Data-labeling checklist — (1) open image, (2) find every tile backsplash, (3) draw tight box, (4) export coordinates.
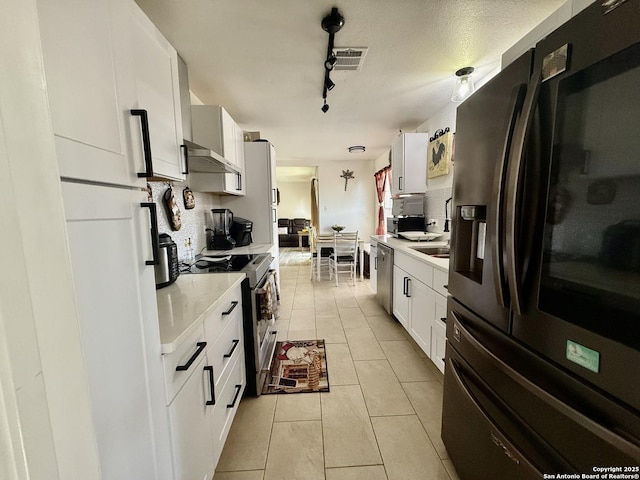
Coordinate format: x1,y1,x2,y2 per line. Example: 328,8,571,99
425,187,453,239
149,181,220,261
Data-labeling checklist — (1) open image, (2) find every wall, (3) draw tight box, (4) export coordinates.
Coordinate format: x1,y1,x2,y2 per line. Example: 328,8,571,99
318,158,376,237
277,181,311,219
149,181,221,261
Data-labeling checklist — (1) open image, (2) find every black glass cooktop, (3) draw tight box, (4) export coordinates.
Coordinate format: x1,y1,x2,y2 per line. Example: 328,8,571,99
185,254,259,273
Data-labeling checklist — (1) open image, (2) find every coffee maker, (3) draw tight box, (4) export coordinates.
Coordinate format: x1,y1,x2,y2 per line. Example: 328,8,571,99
208,209,236,250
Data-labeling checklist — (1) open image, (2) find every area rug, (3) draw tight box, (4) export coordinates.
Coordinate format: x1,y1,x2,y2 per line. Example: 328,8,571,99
262,339,329,394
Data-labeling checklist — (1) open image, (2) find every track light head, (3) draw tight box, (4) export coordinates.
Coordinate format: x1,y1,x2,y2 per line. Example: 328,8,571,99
325,77,335,91
325,54,337,71
321,100,329,113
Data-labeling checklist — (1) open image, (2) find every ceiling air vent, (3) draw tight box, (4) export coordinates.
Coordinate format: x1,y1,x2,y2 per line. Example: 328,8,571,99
333,47,368,71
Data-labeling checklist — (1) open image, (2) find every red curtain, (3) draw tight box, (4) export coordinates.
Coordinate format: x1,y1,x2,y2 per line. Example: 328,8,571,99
374,165,391,235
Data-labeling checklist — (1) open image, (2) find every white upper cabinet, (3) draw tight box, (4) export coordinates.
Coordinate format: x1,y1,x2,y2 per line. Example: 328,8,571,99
129,1,185,182
37,0,185,186
37,0,139,187
391,133,429,195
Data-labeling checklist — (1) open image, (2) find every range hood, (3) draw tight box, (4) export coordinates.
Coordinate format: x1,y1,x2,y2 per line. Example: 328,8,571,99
183,140,240,174
178,55,238,175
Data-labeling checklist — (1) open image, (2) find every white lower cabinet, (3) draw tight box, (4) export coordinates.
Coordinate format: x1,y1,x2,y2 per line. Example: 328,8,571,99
164,284,246,480
392,249,448,373
431,294,448,373
408,277,435,355
168,352,215,480
392,266,410,329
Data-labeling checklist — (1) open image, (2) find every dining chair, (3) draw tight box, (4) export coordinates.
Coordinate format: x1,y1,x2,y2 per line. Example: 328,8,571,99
329,231,358,286
309,226,332,281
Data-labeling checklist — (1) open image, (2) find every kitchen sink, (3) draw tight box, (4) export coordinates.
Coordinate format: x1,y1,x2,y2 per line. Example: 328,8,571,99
410,246,450,258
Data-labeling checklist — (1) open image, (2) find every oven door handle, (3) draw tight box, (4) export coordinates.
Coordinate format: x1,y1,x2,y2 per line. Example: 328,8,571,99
261,331,279,373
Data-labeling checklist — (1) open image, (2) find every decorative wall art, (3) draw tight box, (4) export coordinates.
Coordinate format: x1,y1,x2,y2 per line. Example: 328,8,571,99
162,184,182,231
340,169,355,191
182,186,195,209
428,128,453,179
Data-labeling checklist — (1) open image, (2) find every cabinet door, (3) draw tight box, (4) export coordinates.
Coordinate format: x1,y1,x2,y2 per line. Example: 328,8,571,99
403,133,428,194
129,2,184,181
36,0,142,187
430,328,446,374
62,182,171,480
393,266,410,328
168,354,215,480
408,277,435,355
220,107,237,164
370,248,378,293
390,136,405,195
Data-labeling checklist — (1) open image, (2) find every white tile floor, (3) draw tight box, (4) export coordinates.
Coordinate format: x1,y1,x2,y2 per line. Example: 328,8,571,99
213,250,461,480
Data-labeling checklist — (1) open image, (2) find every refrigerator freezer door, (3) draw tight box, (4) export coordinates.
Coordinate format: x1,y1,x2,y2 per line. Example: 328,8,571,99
443,297,640,477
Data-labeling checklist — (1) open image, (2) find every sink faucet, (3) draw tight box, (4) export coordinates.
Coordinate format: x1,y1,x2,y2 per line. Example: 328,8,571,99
444,196,452,233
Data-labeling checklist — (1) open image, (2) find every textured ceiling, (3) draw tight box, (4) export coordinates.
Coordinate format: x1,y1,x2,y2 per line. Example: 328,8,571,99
135,0,566,165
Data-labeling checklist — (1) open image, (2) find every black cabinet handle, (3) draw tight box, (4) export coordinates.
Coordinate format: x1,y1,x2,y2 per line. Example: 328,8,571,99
403,277,408,296
236,173,242,191
175,342,207,371
223,339,239,358
444,284,448,290
204,366,216,406
180,144,189,175
222,301,238,316
406,278,411,297
131,109,154,177
226,384,242,409
440,317,447,324
374,257,377,270
398,176,403,191
140,202,159,266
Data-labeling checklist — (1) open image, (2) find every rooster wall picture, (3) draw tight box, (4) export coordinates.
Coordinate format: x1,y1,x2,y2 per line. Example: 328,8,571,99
428,128,453,179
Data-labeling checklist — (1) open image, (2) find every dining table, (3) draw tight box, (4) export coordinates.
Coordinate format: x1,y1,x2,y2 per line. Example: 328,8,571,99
314,235,365,282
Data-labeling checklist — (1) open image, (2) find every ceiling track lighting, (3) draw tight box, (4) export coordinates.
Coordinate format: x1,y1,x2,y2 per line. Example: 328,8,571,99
320,7,344,112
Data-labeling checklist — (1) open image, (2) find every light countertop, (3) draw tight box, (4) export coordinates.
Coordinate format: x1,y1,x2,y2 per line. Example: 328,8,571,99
156,272,245,353
370,235,450,272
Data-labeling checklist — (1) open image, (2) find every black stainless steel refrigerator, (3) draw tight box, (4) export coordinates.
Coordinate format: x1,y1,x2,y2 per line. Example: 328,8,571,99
442,2,640,478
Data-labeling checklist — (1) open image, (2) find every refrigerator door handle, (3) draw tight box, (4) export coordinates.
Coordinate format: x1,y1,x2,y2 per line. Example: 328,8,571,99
447,356,545,477
452,313,640,460
493,83,527,308
504,71,541,315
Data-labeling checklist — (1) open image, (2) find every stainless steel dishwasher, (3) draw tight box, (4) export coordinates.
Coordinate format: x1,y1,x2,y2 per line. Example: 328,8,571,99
376,243,393,314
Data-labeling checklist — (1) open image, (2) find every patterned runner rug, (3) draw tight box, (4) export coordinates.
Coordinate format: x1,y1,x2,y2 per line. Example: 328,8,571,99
261,339,329,394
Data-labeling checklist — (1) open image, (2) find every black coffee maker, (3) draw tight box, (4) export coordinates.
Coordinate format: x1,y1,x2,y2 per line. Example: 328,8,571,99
208,209,236,250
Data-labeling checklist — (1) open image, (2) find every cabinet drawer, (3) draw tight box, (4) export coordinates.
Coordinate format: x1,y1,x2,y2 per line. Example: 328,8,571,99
208,309,243,391
432,268,449,297
211,351,246,468
395,250,433,287
203,284,242,346
163,324,206,404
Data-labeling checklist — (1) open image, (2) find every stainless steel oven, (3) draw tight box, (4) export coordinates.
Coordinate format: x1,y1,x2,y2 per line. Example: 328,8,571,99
184,253,277,396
